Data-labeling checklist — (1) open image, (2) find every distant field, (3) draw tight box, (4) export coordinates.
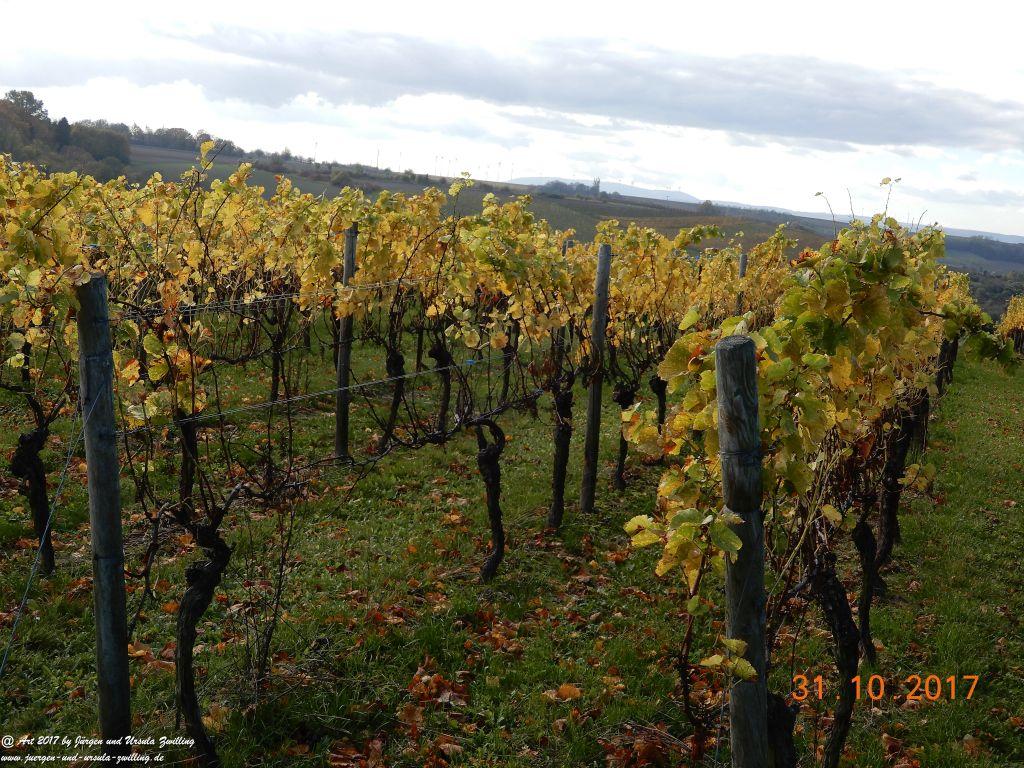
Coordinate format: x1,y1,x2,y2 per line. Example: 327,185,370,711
943,249,1024,274
128,145,344,198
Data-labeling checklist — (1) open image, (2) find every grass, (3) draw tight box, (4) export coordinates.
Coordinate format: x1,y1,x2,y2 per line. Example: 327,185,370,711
837,357,1024,767
0,348,1021,766
0,333,698,766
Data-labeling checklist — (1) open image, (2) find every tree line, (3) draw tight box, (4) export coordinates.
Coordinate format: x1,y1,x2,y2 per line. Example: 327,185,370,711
966,268,1024,318
0,90,131,180
0,90,447,192
0,90,246,180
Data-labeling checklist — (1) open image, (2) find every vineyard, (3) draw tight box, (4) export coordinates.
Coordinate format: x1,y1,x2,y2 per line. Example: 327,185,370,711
0,148,1021,767
998,296,1024,354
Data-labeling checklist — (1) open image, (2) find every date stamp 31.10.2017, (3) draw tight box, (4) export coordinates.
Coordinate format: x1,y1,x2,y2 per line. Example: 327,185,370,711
791,673,980,703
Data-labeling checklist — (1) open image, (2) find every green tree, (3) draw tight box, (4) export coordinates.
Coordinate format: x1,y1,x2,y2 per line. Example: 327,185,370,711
70,123,130,164
3,90,48,121
54,117,71,148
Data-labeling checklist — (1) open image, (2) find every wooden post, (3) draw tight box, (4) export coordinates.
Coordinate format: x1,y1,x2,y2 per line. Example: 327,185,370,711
736,251,748,315
76,274,131,756
335,223,358,459
580,243,612,515
715,335,768,767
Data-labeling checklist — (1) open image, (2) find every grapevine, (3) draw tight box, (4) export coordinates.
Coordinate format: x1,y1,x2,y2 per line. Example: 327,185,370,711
1,151,1013,766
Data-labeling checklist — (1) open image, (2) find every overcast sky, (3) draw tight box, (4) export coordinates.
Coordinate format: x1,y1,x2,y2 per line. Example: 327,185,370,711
3,0,1023,234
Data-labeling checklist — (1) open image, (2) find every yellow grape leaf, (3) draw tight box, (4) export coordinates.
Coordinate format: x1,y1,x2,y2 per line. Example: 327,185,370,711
625,515,662,548
148,358,169,383
821,504,842,525
721,637,747,655
119,358,141,388
828,352,853,389
624,515,654,535
138,203,157,227
729,657,758,681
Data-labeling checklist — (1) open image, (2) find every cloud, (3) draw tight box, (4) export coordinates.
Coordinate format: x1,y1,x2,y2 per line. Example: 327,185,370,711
493,108,625,137
16,28,1023,154
904,185,1024,207
8,30,1024,153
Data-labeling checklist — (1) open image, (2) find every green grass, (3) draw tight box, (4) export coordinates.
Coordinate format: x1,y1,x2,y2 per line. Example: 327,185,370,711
836,358,1024,767
0,353,1021,766
0,339,697,766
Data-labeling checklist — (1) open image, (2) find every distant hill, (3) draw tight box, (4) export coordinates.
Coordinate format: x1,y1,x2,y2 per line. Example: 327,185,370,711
714,200,1024,245
510,176,1024,276
512,177,701,204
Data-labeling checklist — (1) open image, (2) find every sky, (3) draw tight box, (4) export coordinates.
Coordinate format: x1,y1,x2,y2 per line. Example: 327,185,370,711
3,0,1024,235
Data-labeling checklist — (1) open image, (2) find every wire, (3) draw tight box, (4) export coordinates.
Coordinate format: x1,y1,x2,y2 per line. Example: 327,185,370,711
115,277,438,322
114,351,503,435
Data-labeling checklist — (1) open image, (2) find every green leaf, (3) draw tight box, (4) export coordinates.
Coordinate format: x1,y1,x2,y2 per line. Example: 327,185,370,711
764,358,793,381
148,358,169,383
709,521,742,555
142,333,163,356
801,352,829,370
669,508,702,526
678,308,700,332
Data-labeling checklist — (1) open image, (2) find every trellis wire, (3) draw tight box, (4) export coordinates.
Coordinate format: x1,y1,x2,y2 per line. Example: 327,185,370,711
114,277,438,322
114,351,506,436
